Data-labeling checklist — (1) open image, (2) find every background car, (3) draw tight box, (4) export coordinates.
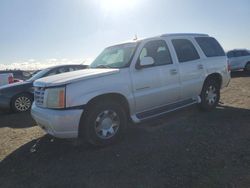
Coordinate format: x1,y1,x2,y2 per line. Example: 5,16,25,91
0,70,31,80
227,49,250,72
0,64,87,112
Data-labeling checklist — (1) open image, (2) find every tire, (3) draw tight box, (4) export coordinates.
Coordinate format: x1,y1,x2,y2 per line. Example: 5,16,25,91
244,62,250,73
199,79,220,111
80,100,127,146
11,93,33,113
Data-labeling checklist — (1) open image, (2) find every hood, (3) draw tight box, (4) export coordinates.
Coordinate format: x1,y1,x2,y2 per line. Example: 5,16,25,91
34,68,119,87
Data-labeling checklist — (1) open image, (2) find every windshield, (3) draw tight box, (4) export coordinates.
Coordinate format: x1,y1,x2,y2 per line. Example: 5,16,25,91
27,69,49,81
90,43,137,68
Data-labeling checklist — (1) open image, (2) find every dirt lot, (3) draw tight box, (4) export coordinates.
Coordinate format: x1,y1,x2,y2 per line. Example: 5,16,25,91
0,71,250,188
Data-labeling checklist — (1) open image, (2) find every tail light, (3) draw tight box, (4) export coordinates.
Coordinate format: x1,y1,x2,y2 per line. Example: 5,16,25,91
8,75,14,84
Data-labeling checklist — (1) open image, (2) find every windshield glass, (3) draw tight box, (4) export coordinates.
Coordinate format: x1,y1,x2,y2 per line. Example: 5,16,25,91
27,69,49,81
90,43,137,68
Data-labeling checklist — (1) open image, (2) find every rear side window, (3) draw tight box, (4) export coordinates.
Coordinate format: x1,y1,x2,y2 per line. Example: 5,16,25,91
227,51,234,58
172,39,200,63
241,50,250,56
234,51,243,57
195,37,225,57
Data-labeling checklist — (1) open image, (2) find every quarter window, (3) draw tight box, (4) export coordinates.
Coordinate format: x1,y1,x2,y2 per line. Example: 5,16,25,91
227,51,234,58
172,39,200,63
139,40,173,66
234,51,243,57
195,37,225,57
241,50,249,56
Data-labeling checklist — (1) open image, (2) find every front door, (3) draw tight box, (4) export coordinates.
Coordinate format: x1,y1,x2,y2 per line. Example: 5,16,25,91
130,39,181,113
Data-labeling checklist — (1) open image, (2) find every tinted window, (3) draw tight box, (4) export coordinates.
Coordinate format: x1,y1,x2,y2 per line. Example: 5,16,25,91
241,50,249,56
46,69,58,76
139,40,172,66
58,67,69,73
234,51,243,57
227,51,234,58
172,39,200,63
195,37,225,57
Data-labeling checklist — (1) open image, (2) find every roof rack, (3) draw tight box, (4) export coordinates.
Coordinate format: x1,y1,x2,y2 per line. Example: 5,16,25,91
161,33,209,37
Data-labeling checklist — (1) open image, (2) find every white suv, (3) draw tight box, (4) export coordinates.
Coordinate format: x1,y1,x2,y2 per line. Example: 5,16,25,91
31,33,230,146
227,49,250,72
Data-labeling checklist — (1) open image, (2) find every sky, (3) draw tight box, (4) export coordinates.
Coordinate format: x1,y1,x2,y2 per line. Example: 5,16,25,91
0,0,250,70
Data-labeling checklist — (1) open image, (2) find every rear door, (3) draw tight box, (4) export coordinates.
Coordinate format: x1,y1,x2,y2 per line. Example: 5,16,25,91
130,39,181,113
230,51,244,69
170,38,205,99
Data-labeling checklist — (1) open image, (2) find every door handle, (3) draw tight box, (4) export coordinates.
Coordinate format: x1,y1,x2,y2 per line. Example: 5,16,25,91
170,69,178,75
198,64,204,70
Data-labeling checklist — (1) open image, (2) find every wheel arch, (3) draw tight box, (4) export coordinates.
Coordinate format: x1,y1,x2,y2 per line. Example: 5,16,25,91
203,73,223,89
85,93,130,115
78,92,130,138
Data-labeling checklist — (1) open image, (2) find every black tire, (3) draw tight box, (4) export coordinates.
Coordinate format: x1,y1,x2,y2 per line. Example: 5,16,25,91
11,93,33,113
199,79,220,111
79,100,127,146
244,62,250,73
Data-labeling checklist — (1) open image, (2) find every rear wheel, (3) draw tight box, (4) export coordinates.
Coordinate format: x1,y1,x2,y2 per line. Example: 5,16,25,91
199,79,220,111
80,100,127,146
244,62,250,73
11,93,33,113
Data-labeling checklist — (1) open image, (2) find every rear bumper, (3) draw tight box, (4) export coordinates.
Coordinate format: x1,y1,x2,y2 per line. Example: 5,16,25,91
31,103,83,138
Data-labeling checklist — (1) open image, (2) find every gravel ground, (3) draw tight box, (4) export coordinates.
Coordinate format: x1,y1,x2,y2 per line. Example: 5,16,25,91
0,71,250,188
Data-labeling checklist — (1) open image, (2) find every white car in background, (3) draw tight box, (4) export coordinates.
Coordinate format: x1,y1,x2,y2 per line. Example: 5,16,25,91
0,73,14,87
227,49,250,72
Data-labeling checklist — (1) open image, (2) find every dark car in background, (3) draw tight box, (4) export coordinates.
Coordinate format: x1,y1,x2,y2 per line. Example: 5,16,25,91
0,64,87,112
0,70,30,80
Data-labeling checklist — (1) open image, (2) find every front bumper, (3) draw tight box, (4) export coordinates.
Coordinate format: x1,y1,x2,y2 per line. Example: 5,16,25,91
31,103,83,138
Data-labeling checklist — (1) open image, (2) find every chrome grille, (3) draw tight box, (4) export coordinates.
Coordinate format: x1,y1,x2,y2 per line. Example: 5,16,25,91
34,87,45,107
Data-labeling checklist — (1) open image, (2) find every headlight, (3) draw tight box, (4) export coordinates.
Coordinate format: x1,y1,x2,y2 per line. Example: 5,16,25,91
45,87,65,109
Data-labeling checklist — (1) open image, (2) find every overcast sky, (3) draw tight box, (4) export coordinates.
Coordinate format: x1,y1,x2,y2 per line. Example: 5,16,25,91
0,0,250,68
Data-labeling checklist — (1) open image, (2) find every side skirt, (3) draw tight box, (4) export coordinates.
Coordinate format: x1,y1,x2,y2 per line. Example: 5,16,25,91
136,98,198,121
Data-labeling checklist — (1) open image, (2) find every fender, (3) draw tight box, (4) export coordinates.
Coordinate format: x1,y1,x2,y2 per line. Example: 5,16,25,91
66,69,136,115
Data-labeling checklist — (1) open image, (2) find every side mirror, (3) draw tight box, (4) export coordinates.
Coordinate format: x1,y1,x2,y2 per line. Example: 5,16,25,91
139,57,155,68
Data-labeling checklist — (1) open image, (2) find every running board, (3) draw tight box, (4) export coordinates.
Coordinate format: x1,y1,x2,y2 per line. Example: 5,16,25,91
136,98,197,121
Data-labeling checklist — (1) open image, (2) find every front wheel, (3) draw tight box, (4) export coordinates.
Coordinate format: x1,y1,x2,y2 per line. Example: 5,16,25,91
80,100,127,146
11,93,33,113
199,79,220,111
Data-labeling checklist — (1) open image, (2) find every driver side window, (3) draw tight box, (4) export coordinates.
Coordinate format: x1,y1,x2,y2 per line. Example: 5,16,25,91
138,40,173,66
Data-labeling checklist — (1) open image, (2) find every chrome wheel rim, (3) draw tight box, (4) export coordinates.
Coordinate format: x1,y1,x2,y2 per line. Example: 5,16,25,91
15,96,31,112
205,85,217,105
95,110,120,139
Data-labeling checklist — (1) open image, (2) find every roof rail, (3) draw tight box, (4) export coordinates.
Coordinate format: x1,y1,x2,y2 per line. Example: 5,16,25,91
161,33,209,37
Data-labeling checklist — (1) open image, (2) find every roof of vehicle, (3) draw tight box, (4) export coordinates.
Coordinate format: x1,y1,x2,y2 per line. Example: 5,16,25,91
227,49,249,52
106,33,210,48
161,33,209,37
